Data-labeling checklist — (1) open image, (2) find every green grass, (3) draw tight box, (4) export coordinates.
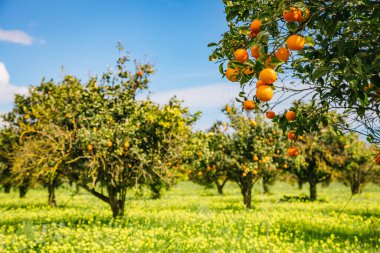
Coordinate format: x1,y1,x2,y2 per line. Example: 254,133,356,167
0,181,379,252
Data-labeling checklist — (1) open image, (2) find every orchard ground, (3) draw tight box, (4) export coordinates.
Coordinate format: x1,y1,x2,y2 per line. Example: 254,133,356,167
1,181,379,252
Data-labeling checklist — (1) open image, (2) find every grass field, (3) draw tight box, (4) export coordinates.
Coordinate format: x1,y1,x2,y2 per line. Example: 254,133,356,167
0,181,379,252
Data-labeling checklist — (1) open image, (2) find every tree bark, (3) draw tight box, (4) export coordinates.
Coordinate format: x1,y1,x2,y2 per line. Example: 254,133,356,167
241,182,253,209
150,184,161,199
47,183,57,206
350,180,361,195
107,186,126,218
19,185,28,198
3,183,11,193
309,180,317,201
215,178,228,195
298,179,303,190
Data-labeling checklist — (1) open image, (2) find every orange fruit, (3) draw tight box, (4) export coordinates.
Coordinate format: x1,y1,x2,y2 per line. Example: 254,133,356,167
283,7,302,22
376,155,380,165
296,8,310,22
107,141,113,148
364,84,374,91
259,68,277,84
225,68,240,82
266,110,276,119
234,49,249,63
243,66,254,76
288,130,296,140
250,19,262,32
250,46,261,59
124,142,130,149
243,100,255,111
87,144,93,152
287,147,299,157
256,85,274,102
137,70,143,77
286,35,305,51
275,47,290,62
286,111,296,121
256,80,265,88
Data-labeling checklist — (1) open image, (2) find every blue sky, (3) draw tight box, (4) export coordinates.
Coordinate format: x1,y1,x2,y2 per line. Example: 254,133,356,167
0,0,246,129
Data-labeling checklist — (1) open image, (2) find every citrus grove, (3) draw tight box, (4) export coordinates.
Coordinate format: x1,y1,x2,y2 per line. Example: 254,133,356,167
0,44,380,251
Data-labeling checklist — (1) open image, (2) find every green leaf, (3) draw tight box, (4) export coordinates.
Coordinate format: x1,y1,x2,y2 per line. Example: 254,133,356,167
312,67,329,80
207,42,218,47
304,36,315,47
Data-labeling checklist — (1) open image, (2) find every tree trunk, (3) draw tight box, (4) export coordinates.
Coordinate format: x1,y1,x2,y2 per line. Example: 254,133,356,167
241,182,253,209
47,183,57,206
298,179,303,190
215,178,228,195
309,180,317,201
150,184,161,199
3,183,11,193
107,186,126,218
216,183,224,195
350,180,361,195
19,185,28,198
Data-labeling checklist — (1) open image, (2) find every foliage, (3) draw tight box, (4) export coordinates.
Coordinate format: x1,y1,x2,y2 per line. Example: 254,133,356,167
209,0,380,143
185,123,231,194
4,48,199,217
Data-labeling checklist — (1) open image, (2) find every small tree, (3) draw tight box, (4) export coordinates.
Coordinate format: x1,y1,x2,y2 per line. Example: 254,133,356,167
331,133,378,195
274,102,347,201
186,123,231,195
225,104,284,208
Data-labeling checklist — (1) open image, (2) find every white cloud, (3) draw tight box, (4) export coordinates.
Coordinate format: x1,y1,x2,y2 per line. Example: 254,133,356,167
150,83,241,109
0,62,28,104
0,28,34,45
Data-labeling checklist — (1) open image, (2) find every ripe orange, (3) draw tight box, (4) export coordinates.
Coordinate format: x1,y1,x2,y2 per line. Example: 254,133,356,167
275,47,290,62
243,100,255,111
87,144,93,152
296,8,310,22
225,68,240,82
286,35,305,51
256,85,274,102
287,147,299,157
283,7,302,22
107,141,113,148
137,70,143,77
250,19,262,32
259,68,277,84
286,111,296,121
266,110,276,119
288,130,296,140
243,66,254,76
234,49,249,63
256,80,265,88
250,46,261,59
376,155,380,165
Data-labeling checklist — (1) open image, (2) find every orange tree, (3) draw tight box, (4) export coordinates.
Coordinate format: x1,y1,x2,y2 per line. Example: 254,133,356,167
5,49,198,217
209,0,380,144
329,133,380,195
185,122,231,195
224,104,285,208
273,102,348,201
0,126,19,193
